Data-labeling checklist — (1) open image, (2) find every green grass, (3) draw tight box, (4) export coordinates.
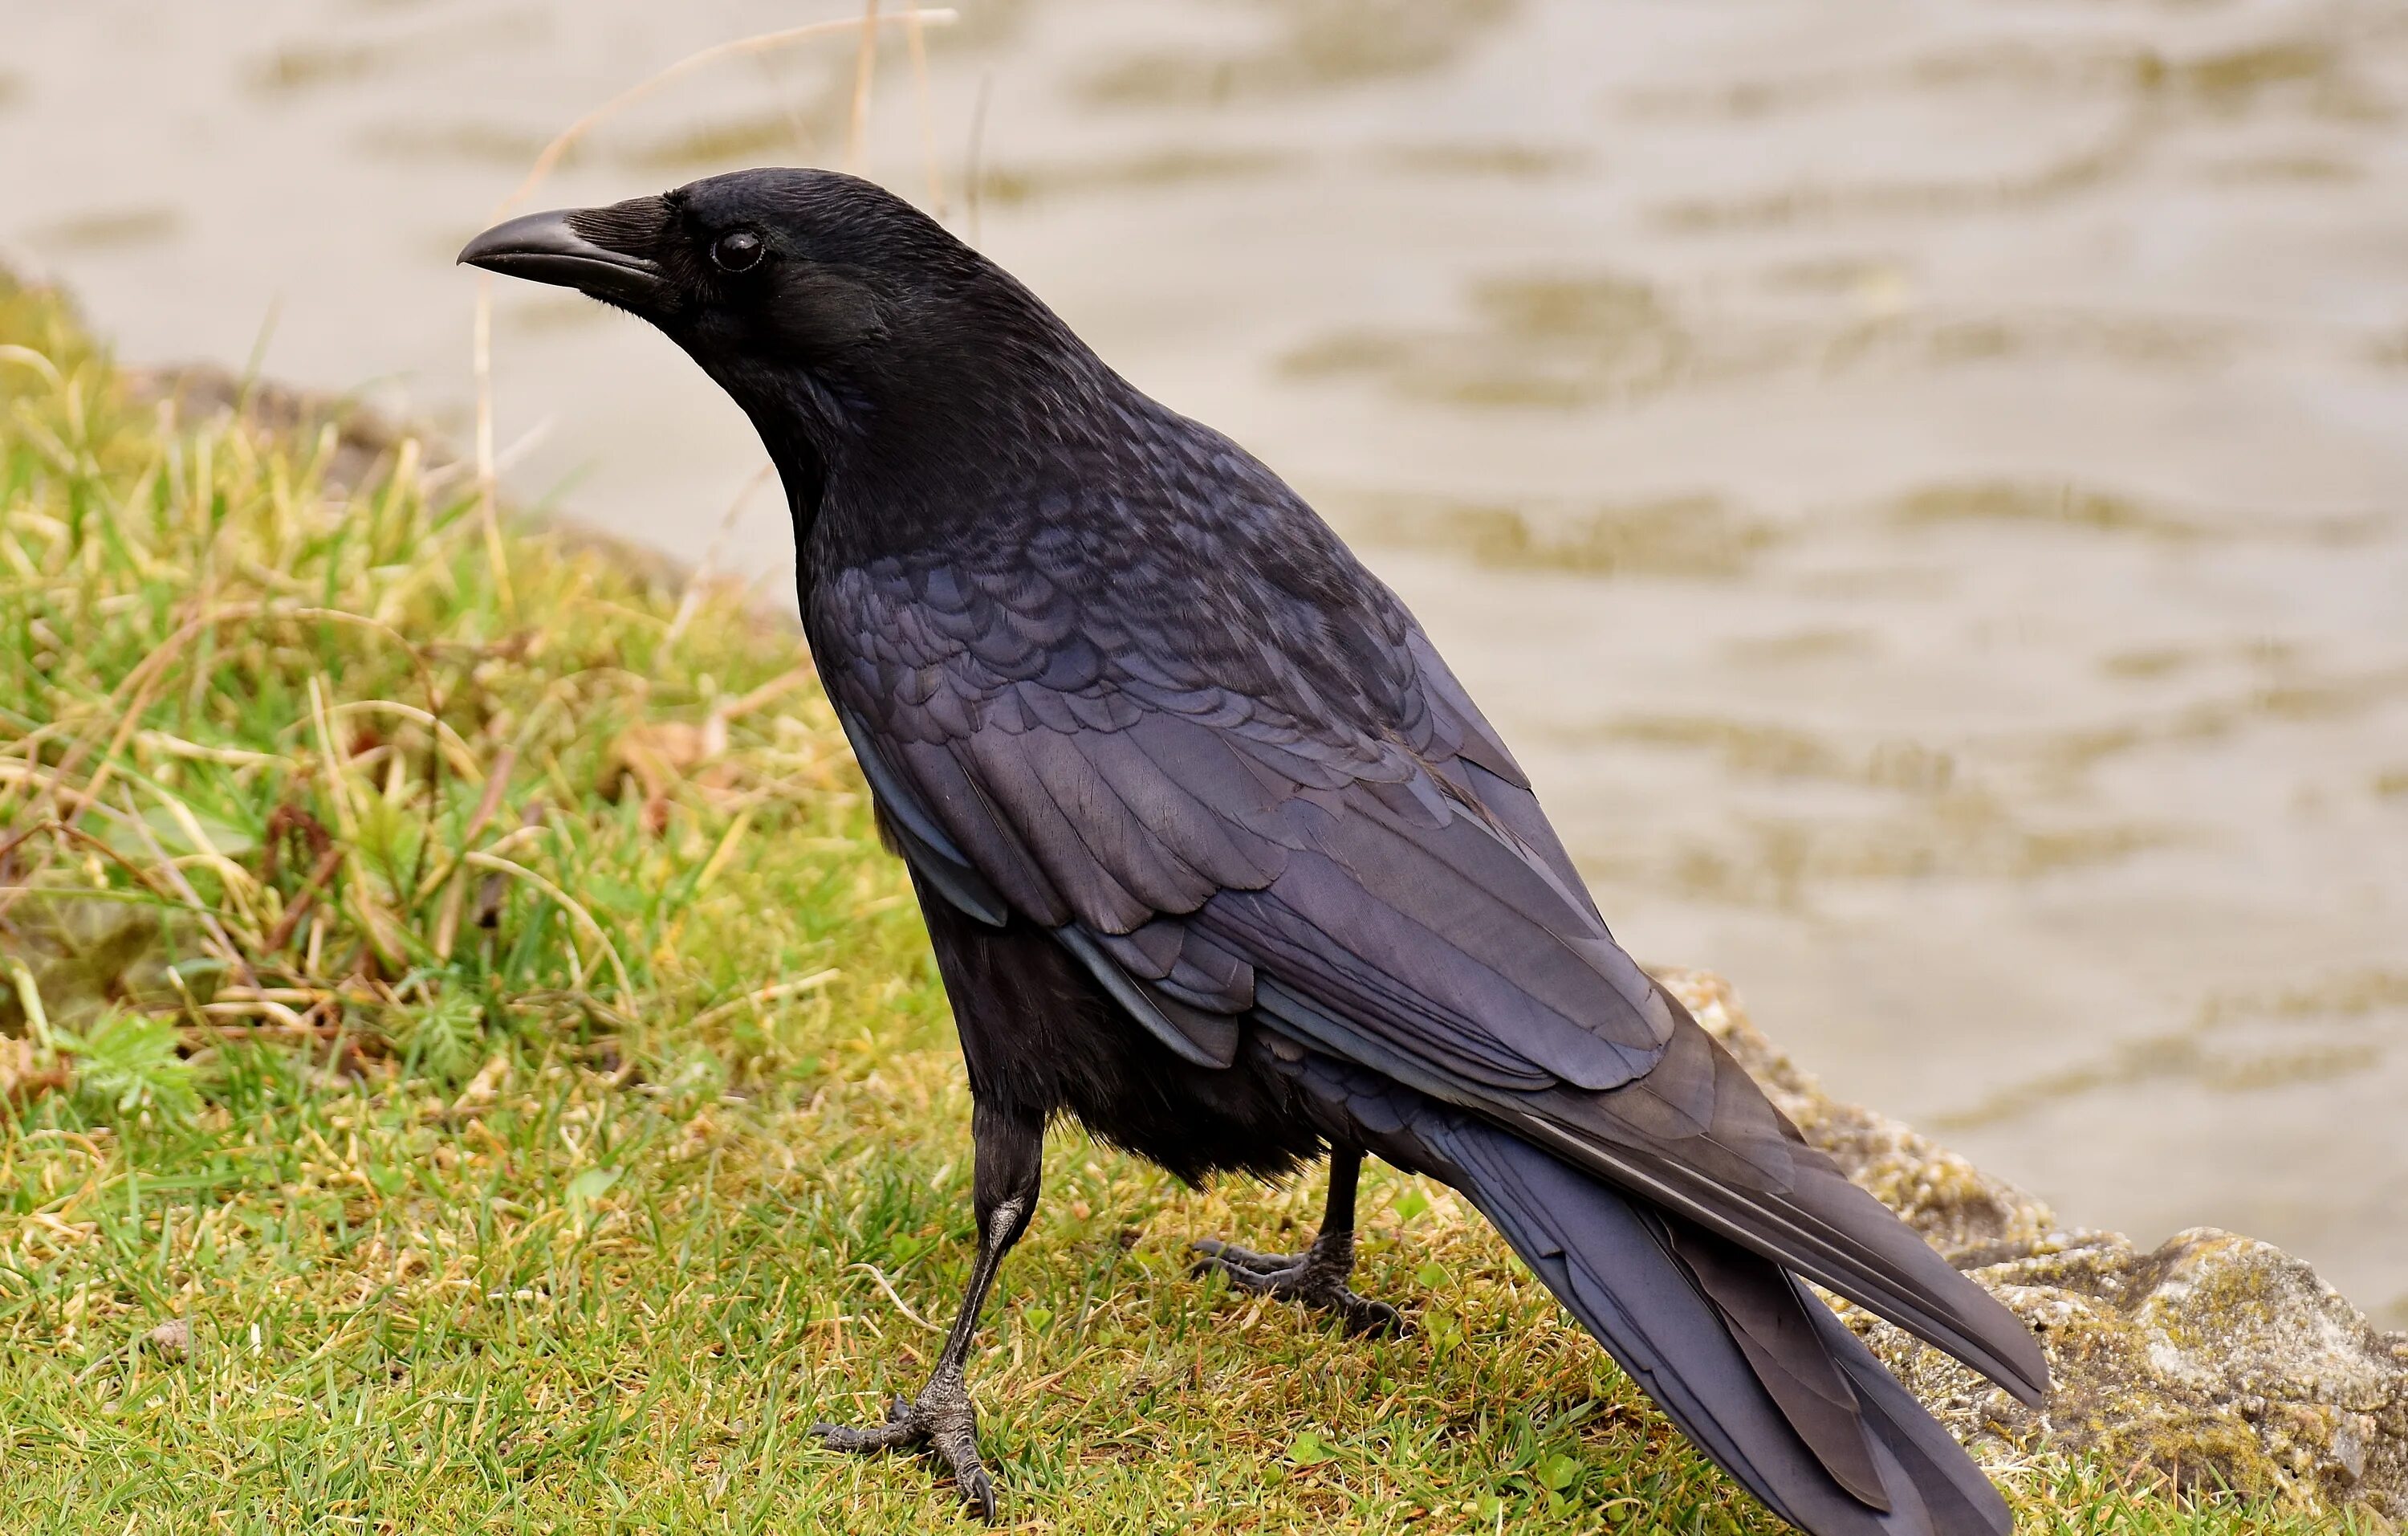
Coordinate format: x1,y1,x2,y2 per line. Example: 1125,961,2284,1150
0,277,2356,1534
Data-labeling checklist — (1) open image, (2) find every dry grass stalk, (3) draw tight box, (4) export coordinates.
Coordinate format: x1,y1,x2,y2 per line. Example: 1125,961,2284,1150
465,7,962,647
848,0,884,173
905,4,946,214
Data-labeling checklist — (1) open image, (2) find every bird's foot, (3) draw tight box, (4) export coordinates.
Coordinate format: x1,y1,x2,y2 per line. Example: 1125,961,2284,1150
810,1372,997,1522
1190,1233,1405,1336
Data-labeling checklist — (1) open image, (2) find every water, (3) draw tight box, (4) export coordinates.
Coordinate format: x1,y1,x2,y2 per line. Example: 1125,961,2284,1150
6,0,2404,1322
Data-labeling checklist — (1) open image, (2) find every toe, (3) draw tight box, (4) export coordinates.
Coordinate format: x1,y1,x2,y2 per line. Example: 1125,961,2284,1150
811,1409,923,1455
1339,1294,1408,1338
1189,1239,1294,1277
1201,1259,1307,1297
947,1450,999,1522
925,1412,997,1522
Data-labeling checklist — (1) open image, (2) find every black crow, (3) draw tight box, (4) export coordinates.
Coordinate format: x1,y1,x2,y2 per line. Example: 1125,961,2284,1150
462,169,2048,1534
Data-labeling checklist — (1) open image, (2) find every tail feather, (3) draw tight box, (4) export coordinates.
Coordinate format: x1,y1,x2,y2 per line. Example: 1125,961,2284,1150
1499,1090,2049,1407
1673,1222,1890,1510
1262,979,2048,1407
1419,1110,2011,1536
1817,1304,2015,1536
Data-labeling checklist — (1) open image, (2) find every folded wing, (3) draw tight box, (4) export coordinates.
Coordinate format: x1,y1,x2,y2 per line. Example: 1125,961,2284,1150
815,548,2046,1406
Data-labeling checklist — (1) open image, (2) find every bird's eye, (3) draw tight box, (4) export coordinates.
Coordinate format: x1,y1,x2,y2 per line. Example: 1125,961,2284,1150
711,230,765,272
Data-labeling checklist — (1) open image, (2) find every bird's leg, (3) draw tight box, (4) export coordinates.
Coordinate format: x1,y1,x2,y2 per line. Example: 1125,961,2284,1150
1190,1146,1402,1336
811,1100,1041,1523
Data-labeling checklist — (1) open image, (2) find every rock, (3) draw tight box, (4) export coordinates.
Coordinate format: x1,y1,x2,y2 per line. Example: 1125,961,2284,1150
121,363,448,498
1,874,211,1037
1657,968,2408,1522
144,1318,191,1359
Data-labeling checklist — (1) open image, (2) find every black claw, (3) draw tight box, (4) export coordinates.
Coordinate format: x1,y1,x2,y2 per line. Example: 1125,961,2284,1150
958,1463,999,1522
1339,1296,1409,1338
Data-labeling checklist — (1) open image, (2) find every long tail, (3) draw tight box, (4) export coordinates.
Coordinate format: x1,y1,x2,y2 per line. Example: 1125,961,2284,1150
1413,1110,2012,1536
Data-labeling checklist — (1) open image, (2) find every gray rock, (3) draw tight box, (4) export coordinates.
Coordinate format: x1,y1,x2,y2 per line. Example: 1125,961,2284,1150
145,1317,192,1359
1658,968,2408,1522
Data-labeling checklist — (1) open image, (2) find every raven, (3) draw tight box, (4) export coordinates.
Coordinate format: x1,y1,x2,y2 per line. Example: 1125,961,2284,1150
462,169,2048,1534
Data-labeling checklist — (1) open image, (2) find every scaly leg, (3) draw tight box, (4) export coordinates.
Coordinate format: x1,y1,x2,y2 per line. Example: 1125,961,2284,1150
1191,1147,1402,1336
811,1100,1042,1522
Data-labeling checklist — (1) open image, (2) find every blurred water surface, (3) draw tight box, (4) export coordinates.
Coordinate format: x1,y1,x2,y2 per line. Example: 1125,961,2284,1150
5,0,2405,1320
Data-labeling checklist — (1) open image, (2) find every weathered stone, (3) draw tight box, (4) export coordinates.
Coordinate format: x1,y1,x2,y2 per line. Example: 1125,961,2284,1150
145,1317,192,1359
1658,968,2408,1522
2,877,198,1036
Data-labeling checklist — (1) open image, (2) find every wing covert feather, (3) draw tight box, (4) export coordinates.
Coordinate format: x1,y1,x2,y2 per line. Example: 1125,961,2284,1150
818,552,1675,1097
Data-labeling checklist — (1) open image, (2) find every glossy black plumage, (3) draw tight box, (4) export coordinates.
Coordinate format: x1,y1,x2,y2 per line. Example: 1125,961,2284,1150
460,168,2049,1534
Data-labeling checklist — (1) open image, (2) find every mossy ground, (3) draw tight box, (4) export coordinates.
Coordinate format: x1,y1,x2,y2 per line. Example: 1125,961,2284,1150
0,280,2362,1532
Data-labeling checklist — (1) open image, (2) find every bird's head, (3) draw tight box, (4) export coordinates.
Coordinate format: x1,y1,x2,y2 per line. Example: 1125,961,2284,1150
459,168,1096,521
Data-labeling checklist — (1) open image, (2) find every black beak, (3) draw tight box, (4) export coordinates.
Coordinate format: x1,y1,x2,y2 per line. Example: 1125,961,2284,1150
458,209,664,307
